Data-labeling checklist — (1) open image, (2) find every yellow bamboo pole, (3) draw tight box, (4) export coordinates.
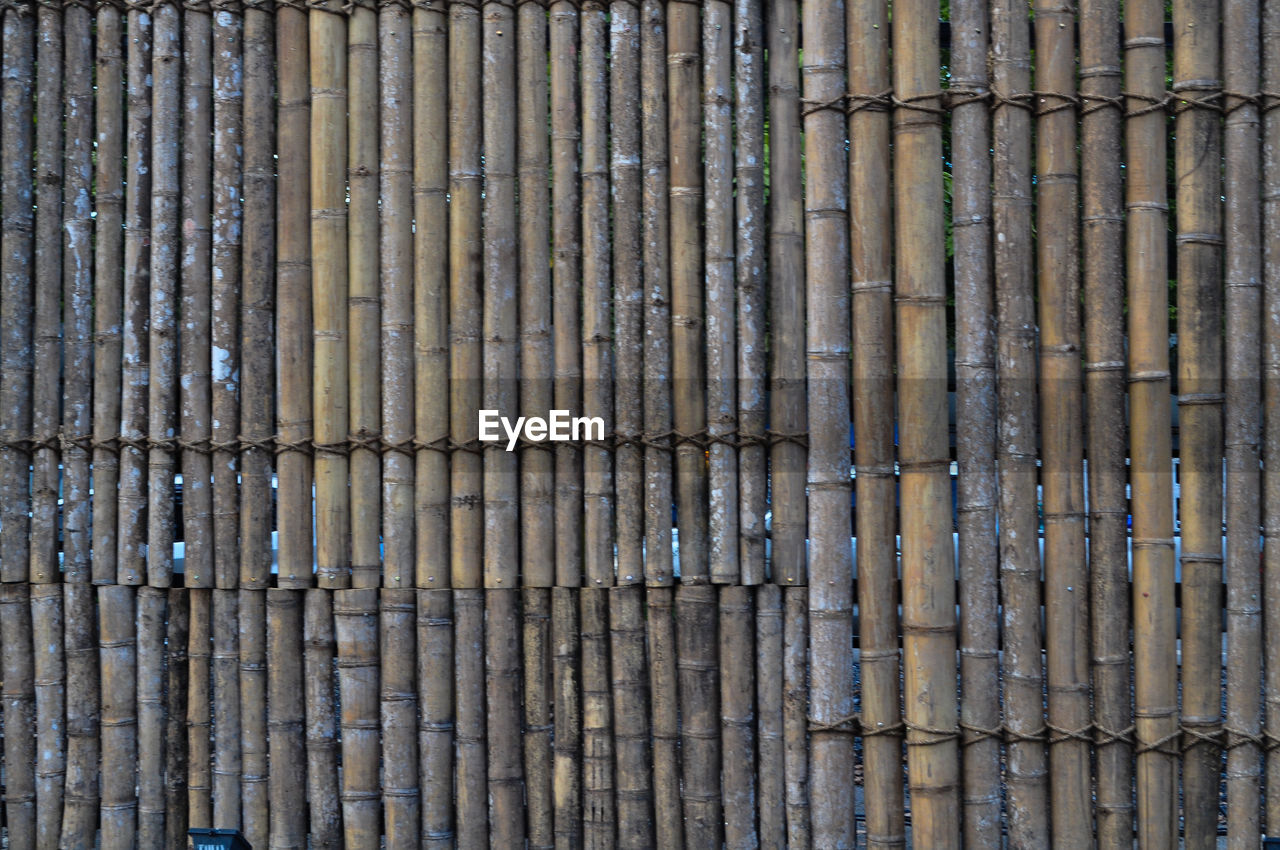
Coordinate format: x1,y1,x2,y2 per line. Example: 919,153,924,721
646,586,683,849
136,587,167,844
418,589,455,847
381,589,419,848
213,590,241,826
267,589,308,847
335,588,381,848
305,588,341,846
677,585,722,846
455,588,488,848
98,584,136,850
239,590,269,848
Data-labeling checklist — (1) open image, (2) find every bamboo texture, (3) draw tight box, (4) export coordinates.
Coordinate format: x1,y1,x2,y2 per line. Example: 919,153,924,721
62,582,100,849
98,585,136,850
610,586,652,849
755,584,785,847
487,589,525,847
418,589,454,848
523,588,554,849
582,588,615,848
455,588,487,848
335,588,380,848
305,589,341,848
644,586,682,849
552,587,582,848
720,586,756,848
677,584,721,846
240,590,270,848
164,590,189,848
188,589,212,826
136,587,167,845
381,589,419,848
32,584,64,849
213,590,241,826
1265,0,1280,827
267,590,308,848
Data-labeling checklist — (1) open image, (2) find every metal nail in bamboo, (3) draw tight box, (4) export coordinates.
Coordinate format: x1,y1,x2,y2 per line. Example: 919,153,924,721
348,0,380,590
676,584,722,846
1125,0,1178,841
755,584,785,847
31,584,65,850
136,586,168,844
783,586,811,846
335,588,381,848
62,582,100,849
992,0,1047,841
188,589,213,826
553,587,583,849
311,0,350,589
1080,0,1132,842
582,588,616,848
239,589,269,848
583,0,615,589
488,589,525,847
610,585,653,849
455,587,488,848
766,0,806,587
381,589,419,848
645,586,683,849
98,584,137,850
849,1,907,844
704,0,737,586
802,0,854,843
213,590,242,826
418,589,455,848
164,589,190,847
304,588,341,847
267,589,308,847
720,586,757,848
1263,0,1280,825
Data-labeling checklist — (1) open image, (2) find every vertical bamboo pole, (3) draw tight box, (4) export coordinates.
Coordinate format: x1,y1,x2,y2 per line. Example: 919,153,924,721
582,0,615,589
756,584,785,847
213,590,242,826
720,586,756,848
381,589,419,848
0,0,35,586
582,588,615,848
1173,2,1225,842
239,590,269,849
30,2,62,588
610,585,652,849
641,0,674,588
240,0,275,591
488,589,526,847
991,0,1047,841
98,584,136,850
703,0,737,586
183,0,215,592
1264,0,1280,825
676,585,722,846
783,586,811,846
455,588,487,849
305,588,341,848
418,589,455,848
412,0,449,590
188,589,213,827
380,0,413,588
211,0,242,591
645,586,683,849
348,0,379,590
611,0,644,588
267,589,308,848
276,0,314,590
335,588,381,848
848,2,907,845
136,587,167,844
31,584,64,850
553,586,583,849
62,582,100,849
551,0,583,588
1126,0,1178,840
1223,0,1264,843
62,0,94,588
164,590,190,848
483,0,519,592
802,1,854,844
524,588,554,850
734,0,766,587
1080,0,1132,842
766,0,806,587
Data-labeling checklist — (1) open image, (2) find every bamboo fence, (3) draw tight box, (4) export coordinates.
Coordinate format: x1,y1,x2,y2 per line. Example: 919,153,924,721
0,2,1277,848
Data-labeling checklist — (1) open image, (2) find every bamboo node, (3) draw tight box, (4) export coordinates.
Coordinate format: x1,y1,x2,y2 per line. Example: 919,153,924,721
1127,369,1169,383
1177,392,1224,406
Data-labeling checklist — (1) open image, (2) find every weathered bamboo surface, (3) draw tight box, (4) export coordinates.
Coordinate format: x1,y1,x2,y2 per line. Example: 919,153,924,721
0,2,1277,847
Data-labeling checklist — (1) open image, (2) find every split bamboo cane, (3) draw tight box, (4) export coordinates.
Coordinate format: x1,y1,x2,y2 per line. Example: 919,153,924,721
610,585,652,849
239,589,269,848
213,590,242,826
720,585,756,848
136,586,167,844
582,587,615,848
61,582,100,849
553,586,583,848
267,589,308,847
645,586,683,849
164,589,189,848
455,588,488,848
31,583,65,850
523,588,554,848
335,588,381,848
188,588,213,826
98,584,136,850
304,588,341,848
381,588,419,848
418,589,455,848
488,589,525,847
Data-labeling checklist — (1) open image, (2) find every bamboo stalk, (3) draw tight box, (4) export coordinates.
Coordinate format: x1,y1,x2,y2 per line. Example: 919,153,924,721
164,589,190,848
802,1,854,843
524,588,554,849
553,586,583,849
641,0,674,587
766,0,806,587
311,0,349,589
1125,0,1178,841
213,589,242,826
582,0,615,589
418,589,455,848
720,585,756,848
488,589,525,847
611,0,643,588
304,588,341,848
30,2,62,587
734,0,766,587
783,586,810,846
211,0,242,590
240,0,275,591
335,588,381,848
31,584,64,850
380,0,413,588
677,584,722,846
348,0,379,590
1265,0,1280,824
0,0,35,586
755,584,785,847
275,0,314,589
848,1,906,845
188,588,213,827
61,582,100,849
645,586,683,849
239,589,269,849
609,585,652,849
98,584,136,849
518,0,554,590
991,0,1046,841
267,589,308,848
136,587,167,844
1223,0,1264,844
381,588,419,848
455,587,488,848
183,0,215,592
1080,0,1132,844
412,0,449,590
1172,2,1225,842
551,0,583,587
582,588,615,848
